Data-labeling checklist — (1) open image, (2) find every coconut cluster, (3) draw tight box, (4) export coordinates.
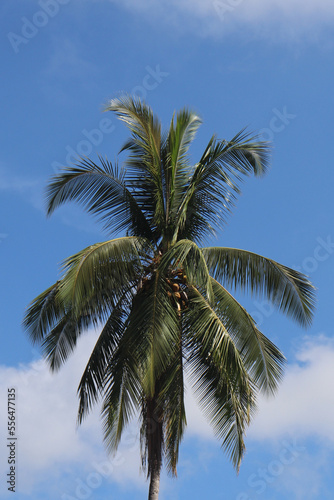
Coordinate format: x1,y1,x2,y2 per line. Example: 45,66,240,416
137,257,189,314
166,269,188,313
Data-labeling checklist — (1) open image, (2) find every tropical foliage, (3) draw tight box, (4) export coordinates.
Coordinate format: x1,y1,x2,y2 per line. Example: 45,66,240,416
23,96,315,499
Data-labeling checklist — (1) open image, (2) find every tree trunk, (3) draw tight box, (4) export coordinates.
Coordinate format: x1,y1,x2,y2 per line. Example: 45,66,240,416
145,387,163,500
148,461,161,500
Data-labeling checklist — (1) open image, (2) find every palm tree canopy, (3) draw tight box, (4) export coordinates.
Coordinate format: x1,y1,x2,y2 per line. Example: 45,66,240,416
23,96,315,480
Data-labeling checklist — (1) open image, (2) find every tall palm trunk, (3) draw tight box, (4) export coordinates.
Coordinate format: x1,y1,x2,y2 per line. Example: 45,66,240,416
148,459,161,500
146,394,163,500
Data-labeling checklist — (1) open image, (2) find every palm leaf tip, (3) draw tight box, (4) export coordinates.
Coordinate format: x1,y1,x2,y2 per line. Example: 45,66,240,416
220,129,271,178
22,281,63,344
246,140,271,177
202,247,316,328
240,130,271,176
284,267,317,327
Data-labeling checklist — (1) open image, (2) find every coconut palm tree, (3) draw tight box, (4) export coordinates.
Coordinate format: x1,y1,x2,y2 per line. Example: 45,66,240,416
23,96,315,500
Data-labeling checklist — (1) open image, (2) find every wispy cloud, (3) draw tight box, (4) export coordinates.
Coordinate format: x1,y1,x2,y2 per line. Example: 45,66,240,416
1,332,333,497
275,447,331,500
174,330,334,500
0,167,44,211
0,330,145,499
185,334,334,444
39,37,100,106
249,334,334,443
43,37,98,80
0,167,102,235
106,0,334,42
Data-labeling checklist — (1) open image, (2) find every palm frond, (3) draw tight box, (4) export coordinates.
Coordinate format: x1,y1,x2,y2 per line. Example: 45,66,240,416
184,291,256,470
105,95,161,159
210,277,285,394
184,286,249,386
59,236,148,318
175,132,270,243
25,237,147,372
105,95,165,232
102,339,142,452
46,156,154,239
158,338,186,476
102,267,180,452
41,315,79,371
202,247,316,327
77,295,130,424
197,363,255,472
23,282,99,372
165,110,202,225
214,129,270,177
23,281,65,344
127,269,180,398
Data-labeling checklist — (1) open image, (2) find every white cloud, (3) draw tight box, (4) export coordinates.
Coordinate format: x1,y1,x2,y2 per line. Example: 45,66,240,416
274,448,331,500
0,167,44,211
106,0,334,41
184,383,214,440
249,334,334,443
43,38,98,80
184,334,334,445
0,166,102,235
1,332,333,497
0,330,146,498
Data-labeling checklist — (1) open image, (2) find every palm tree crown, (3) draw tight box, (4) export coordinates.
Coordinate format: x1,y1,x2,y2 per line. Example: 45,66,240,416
23,96,315,500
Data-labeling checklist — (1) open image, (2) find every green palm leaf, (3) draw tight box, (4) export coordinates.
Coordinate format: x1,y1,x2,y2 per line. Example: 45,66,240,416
193,357,255,471
165,110,202,226
128,269,180,397
46,156,154,239
102,268,180,452
59,236,147,317
77,296,129,424
184,291,256,470
202,247,316,326
184,287,250,384
23,281,65,344
102,338,142,452
105,95,165,233
176,131,270,243
210,277,285,394
158,340,186,476
41,315,78,371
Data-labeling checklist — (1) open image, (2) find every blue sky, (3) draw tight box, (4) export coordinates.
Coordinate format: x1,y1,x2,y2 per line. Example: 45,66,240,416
1,1,334,499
